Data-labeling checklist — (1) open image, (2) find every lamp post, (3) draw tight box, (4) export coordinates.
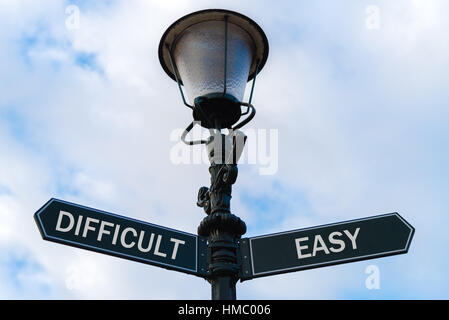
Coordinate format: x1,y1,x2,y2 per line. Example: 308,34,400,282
159,9,269,300
32,7,415,302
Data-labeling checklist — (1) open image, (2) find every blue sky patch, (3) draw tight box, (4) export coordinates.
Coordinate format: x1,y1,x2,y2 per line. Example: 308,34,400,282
74,51,103,74
1,250,51,297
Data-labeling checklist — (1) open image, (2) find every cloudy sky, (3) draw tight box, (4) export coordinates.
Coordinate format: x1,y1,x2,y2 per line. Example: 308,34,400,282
1,0,448,299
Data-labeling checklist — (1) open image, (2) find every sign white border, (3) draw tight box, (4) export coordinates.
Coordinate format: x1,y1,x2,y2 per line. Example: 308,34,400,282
35,198,199,274
248,213,414,277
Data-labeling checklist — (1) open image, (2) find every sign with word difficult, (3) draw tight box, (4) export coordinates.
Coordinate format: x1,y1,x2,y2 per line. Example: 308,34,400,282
34,198,206,277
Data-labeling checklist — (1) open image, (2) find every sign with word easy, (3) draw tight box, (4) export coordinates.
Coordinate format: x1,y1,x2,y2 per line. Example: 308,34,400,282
239,213,414,280
34,198,207,277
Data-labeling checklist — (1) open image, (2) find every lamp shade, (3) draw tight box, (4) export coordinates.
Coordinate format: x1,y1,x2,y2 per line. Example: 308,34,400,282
173,20,252,102
159,9,269,104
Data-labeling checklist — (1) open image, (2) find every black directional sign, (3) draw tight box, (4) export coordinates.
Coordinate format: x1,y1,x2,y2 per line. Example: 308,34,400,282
34,198,207,277
239,213,414,280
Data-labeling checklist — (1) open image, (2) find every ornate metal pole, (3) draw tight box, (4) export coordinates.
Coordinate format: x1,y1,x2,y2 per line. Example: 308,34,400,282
158,8,269,300
197,136,246,300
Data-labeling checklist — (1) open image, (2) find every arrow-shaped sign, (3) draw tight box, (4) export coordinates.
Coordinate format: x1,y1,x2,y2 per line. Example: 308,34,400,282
35,200,415,284
239,213,414,280
34,198,207,277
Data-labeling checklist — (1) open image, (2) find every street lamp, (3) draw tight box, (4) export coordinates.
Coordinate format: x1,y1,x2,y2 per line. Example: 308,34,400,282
159,9,269,300
32,7,416,302
159,8,268,134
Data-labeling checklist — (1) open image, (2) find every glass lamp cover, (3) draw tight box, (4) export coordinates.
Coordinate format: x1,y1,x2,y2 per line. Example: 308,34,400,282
173,20,254,104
